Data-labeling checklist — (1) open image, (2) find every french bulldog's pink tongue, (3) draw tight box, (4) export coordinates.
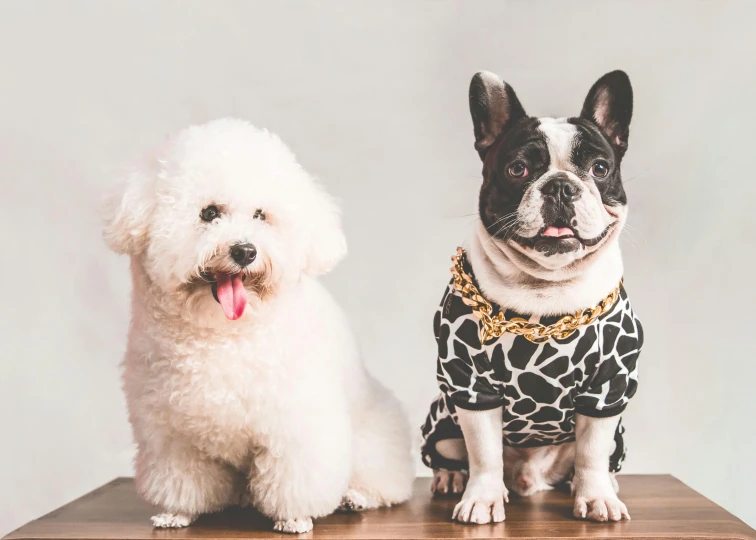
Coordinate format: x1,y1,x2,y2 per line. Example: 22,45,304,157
543,226,575,238
215,273,247,320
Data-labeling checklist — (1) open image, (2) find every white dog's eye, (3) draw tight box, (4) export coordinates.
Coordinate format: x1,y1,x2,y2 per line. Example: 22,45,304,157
591,160,610,178
253,209,266,221
200,205,220,222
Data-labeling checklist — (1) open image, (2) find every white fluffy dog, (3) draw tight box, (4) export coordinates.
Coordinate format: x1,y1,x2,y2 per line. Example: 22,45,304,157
103,119,414,534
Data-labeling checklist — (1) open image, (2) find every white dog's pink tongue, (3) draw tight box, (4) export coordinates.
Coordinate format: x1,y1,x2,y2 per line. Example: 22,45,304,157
215,273,247,320
543,226,574,238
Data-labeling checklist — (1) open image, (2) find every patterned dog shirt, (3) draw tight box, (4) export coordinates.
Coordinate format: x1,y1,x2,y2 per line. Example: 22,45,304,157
421,251,643,473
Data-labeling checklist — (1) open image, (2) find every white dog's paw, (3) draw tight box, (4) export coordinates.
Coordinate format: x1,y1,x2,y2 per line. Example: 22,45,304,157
273,517,313,534
573,495,630,522
339,488,378,512
452,474,508,524
432,469,468,496
572,472,630,522
151,512,195,528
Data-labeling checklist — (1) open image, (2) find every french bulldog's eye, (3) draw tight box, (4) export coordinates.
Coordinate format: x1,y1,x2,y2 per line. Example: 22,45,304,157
591,160,609,178
200,205,220,222
507,161,529,179
253,209,266,221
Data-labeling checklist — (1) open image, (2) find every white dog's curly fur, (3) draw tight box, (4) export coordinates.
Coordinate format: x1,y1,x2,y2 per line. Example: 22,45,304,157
103,119,414,533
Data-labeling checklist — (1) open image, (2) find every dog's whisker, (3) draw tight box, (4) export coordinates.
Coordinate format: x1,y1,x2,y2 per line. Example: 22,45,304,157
484,214,527,244
485,212,518,231
620,227,643,249
621,171,647,186
486,220,516,244
621,223,647,246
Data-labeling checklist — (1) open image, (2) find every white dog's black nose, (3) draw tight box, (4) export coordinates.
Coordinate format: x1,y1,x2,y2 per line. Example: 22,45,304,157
230,243,257,267
541,175,579,203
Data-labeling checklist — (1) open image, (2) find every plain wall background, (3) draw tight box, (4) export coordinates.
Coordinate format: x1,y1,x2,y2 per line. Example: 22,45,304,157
2,0,755,534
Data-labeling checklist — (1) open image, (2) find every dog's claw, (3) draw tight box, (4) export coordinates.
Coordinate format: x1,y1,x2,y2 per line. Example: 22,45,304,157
574,496,629,522
453,498,506,524
151,512,194,528
432,470,468,497
273,517,313,534
339,489,373,512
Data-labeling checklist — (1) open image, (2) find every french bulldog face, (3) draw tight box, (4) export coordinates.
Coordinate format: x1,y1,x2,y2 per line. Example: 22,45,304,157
470,71,633,271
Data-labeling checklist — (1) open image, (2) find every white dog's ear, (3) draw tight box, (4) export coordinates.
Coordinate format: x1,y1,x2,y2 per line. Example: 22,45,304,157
101,165,156,255
302,178,347,276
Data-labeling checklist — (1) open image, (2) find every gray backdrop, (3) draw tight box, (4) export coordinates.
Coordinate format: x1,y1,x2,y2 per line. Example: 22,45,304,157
1,0,754,534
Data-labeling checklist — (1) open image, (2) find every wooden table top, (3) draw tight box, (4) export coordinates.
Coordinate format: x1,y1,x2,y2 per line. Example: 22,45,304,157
5,475,754,540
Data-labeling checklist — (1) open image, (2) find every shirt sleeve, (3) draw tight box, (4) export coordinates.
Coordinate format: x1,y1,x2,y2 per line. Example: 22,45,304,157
434,283,505,411
574,298,643,418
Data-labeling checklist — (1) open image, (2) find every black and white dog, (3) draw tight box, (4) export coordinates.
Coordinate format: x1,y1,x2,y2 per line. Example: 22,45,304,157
420,71,643,524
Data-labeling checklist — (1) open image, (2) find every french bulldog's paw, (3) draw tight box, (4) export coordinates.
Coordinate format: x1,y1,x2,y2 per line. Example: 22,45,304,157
339,489,378,512
573,471,629,522
452,474,507,524
574,495,630,522
151,512,195,528
432,469,468,496
273,517,313,534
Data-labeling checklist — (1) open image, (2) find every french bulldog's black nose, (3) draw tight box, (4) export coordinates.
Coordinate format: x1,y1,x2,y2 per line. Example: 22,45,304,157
541,175,579,203
230,243,257,267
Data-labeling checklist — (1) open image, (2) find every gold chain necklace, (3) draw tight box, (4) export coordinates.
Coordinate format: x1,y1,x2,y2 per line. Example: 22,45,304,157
450,247,622,344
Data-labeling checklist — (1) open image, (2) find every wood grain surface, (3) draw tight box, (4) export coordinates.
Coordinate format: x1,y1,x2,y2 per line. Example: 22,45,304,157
5,475,754,540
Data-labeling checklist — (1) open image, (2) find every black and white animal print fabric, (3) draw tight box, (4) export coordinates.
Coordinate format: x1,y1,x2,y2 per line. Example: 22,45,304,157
421,251,642,473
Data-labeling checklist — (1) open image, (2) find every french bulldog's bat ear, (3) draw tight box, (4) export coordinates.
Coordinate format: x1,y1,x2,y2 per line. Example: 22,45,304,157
580,70,633,156
469,71,527,160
